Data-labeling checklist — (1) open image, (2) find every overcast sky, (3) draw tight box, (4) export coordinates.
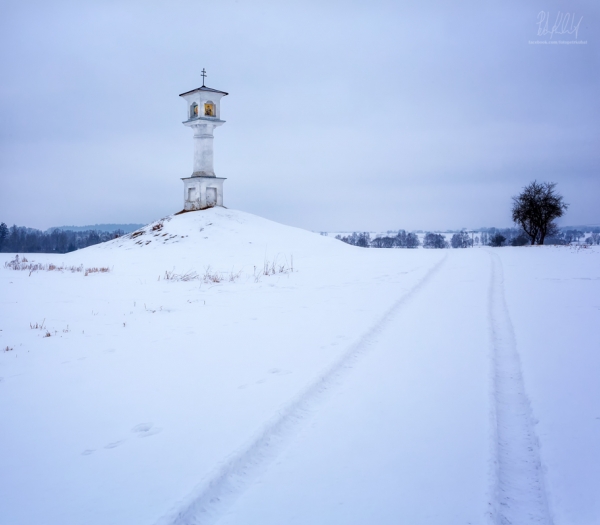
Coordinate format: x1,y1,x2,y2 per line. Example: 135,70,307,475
1,0,598,232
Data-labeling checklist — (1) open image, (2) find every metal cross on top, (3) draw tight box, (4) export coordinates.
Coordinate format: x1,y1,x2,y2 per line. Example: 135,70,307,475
201,68,207,87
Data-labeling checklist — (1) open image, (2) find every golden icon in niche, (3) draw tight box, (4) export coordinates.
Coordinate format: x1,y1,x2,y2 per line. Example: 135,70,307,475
193,104,198,116
204,103,215,117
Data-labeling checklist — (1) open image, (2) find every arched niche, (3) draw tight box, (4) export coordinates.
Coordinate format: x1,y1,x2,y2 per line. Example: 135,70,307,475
190,103,198,118
204,102,215,117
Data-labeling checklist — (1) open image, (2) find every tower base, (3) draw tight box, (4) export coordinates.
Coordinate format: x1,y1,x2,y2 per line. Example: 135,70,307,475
182,176,226,211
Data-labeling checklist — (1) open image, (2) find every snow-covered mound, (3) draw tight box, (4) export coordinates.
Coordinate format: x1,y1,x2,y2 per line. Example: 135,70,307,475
78,208,345,278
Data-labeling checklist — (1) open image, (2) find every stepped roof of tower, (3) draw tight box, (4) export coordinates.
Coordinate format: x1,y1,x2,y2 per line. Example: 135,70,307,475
179,85,229,97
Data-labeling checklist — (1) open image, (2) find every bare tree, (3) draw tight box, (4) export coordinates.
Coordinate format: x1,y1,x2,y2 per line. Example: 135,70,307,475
393,230,420,248
564,230,584,244
511,181,568,245
405,232,420,248
371,236,396,248
423,233,448,249
450,231,472,248
585,232,600,245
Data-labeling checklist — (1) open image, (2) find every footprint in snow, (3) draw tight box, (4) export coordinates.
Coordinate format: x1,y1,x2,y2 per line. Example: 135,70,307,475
268,368,291,375
104,440,124,449
132,422,162,437
81,449,95,456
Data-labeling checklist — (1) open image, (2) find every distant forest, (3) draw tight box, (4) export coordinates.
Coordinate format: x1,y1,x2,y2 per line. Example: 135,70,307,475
0,223,126,253
1,221,599,254
47,223,144,233
336,226,600,249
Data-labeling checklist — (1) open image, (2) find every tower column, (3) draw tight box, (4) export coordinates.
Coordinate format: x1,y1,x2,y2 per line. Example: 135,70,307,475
192,122,216,177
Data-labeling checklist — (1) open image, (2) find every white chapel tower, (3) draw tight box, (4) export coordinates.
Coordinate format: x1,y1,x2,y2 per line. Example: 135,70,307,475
179,69,228,211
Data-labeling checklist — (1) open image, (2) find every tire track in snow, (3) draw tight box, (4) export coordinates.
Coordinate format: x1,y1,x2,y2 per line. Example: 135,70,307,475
155,254,448,525
488,252,553,525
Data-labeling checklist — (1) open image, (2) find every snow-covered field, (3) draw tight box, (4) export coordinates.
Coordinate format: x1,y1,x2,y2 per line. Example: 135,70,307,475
1,208,598,525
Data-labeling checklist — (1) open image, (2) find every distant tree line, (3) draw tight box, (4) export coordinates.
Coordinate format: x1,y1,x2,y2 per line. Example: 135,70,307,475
48,223,144,233
0,222,123,253
335,181,583,250
334,224,599,250
336,230,420,248
480,227,600,247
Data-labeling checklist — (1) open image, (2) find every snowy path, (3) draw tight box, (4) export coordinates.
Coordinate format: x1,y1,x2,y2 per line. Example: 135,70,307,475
171,250,495,525
156,255,448,525
488,252,552,525
493,246,600,525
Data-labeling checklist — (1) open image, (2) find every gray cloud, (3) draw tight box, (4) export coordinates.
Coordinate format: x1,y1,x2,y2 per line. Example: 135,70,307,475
1,0,598,231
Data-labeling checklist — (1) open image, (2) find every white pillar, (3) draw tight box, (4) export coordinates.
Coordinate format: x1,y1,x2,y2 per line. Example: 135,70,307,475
192,122,216,177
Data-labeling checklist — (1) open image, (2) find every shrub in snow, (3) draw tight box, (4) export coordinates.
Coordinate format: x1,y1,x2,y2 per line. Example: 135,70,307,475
510,234,530,247
489,234,507,247
543,235,567,245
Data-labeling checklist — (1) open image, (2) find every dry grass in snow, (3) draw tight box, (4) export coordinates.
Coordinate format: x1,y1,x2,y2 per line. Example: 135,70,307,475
4,255,110,276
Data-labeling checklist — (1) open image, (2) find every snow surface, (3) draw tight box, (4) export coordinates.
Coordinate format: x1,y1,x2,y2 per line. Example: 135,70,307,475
0,208,598,525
